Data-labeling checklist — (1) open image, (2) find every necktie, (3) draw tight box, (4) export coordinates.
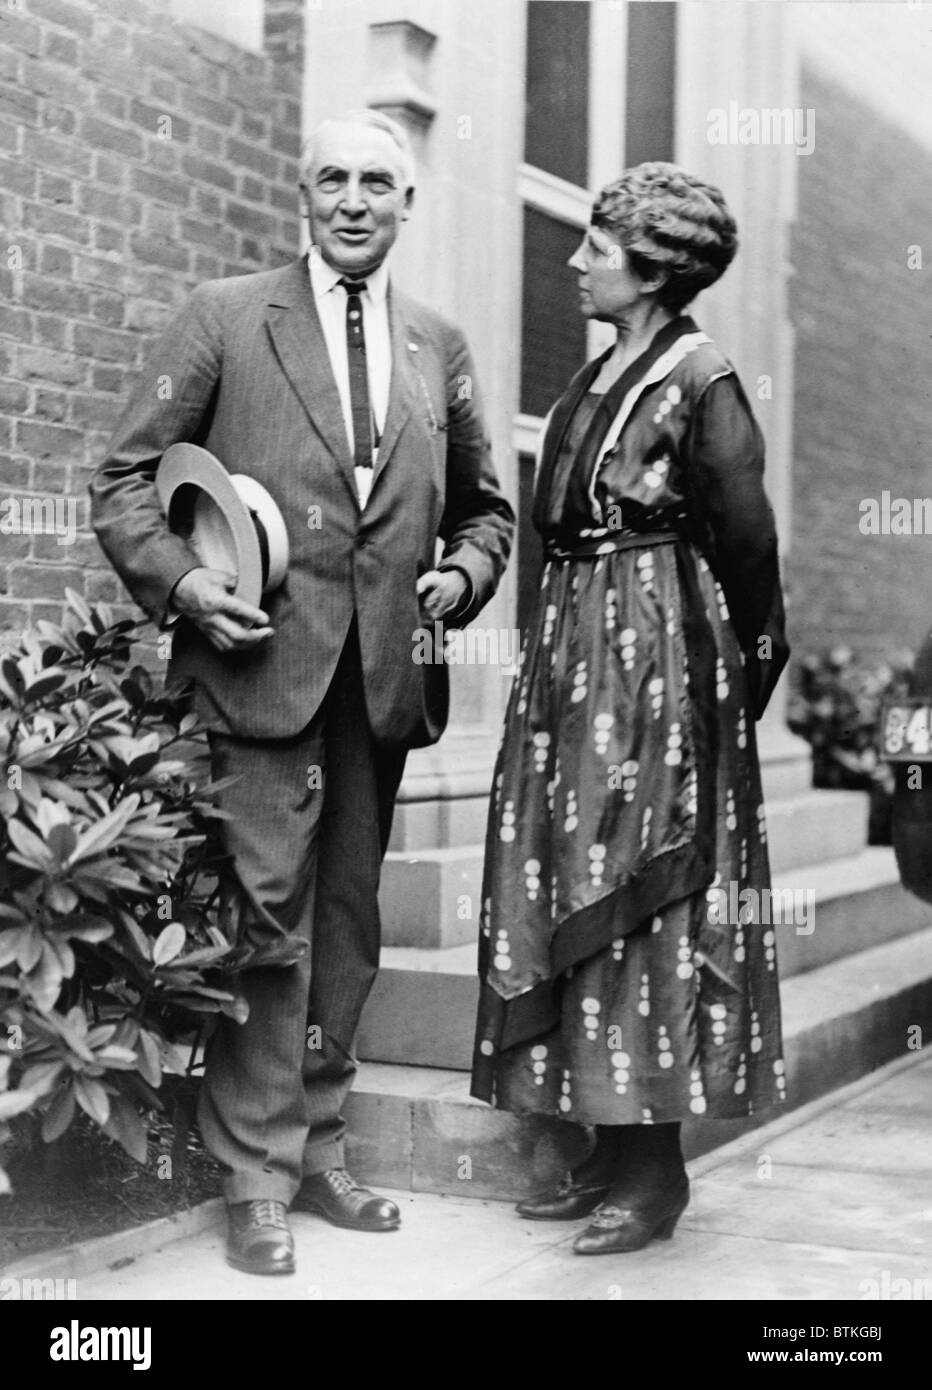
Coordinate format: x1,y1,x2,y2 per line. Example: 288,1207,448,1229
339,277,376,506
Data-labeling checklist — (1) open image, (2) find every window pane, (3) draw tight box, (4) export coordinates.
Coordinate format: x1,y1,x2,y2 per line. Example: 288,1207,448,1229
521,206,588,417
525,0,590,186
625,1,677,166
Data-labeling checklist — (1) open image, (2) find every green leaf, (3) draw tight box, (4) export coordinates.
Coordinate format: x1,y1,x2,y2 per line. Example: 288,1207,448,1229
74,1074,110,1126
67,793,141,865
102,1093,148,1164
0,1089,39,1120
41,1083,76,1142
152,921,186,967
46,823,78,863
7,818,56,869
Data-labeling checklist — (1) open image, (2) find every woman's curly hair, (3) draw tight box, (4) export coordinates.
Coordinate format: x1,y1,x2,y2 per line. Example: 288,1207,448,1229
591,162,738,312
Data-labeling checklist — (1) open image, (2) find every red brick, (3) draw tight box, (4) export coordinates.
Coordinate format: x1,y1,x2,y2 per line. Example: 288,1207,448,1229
9,564,86,600
128,232,190,273
21,130,93,178
28,0,94,38
130,166,191,208
226,201,277,238
81,115,144,161
73,254,125,289
38,243,73,277
77,185,139,222
32,532,102,565
21,274,90,318
0,83,40,126
179,218,237,256
42,30,79,66
21,55,89,104
0,120,19,154
22,200,90,244
148,74,178,105
31,388,69,422
130,98,191,144
181,153,236,192
95,88,128,122
15,419,84,460
88,290,124,327
40,102,77,137
72,322,137,363
84,569,120,602
0,456,32,488
271,125,301,159
194,124,223,158
92,151,125,186
93,224,124,255
225,135,277,178
0,155,36,197
240,113,269,143
193,253,222,280
184,91,236,127
0,600,30,634
0,305,32,340
0,381,29,413
33,314,68,349
16,345,85,387
37,171,74,203
69,391,122,428
0,13,42,56
91,363,126,393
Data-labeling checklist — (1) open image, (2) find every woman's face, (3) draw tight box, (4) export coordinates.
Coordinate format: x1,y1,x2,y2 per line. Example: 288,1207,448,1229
568,224,657,324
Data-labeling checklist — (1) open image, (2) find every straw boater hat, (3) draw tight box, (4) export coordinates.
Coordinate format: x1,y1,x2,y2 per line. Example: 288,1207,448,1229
155,443,289,608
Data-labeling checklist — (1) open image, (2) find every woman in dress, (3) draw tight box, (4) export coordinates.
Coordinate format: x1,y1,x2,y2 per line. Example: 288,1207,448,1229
471,163,790,1256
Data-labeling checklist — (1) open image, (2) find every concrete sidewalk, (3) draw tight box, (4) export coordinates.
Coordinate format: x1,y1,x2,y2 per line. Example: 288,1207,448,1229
15,1050,932,1301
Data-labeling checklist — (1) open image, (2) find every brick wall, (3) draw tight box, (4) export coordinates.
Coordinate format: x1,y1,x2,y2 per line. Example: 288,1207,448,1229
788,62,932,673
0,0,304,635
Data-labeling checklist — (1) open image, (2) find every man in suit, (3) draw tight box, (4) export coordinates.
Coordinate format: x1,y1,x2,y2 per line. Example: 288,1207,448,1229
90,109,514,1275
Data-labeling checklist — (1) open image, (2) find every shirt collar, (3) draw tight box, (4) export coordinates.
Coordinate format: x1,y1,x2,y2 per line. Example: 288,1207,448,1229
308,251,390,305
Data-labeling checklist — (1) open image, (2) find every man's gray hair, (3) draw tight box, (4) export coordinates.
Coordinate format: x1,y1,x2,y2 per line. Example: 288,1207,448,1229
300,108,416,190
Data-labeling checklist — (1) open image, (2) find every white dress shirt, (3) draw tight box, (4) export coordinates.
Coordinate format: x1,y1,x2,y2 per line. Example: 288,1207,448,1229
309,252,392,509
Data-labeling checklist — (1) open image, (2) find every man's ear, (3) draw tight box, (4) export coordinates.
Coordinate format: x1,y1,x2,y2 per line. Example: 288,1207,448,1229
401,186,415,221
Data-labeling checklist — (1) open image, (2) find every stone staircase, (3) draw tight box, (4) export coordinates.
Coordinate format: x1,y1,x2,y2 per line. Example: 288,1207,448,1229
345,738,932,1198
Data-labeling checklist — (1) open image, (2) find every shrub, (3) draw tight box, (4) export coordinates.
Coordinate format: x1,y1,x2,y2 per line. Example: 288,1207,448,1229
787,645,913,844
0,591,244,1195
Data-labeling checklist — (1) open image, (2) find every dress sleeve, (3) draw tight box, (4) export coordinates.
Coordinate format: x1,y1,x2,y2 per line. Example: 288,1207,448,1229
686,373,790,719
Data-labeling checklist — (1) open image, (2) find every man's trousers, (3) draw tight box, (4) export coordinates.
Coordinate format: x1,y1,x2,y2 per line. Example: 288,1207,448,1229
197,620,408,1204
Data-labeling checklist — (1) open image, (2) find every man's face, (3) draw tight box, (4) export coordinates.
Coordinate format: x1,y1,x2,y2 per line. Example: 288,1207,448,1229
300,122,414,277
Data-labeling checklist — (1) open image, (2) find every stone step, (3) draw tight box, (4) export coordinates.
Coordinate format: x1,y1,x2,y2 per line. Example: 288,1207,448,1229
379,788,870,948
346,926,932,1199
362,848,932,1069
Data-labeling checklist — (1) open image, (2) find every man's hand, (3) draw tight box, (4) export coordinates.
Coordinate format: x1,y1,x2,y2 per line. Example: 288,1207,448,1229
416,569,468,622
171,567,275,653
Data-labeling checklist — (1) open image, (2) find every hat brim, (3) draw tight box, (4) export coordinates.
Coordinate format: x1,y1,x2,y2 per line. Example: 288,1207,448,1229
155,443,288,609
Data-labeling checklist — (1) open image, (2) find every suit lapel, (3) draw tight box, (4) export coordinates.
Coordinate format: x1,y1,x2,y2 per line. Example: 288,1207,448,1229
372,285,418,487
264,259,358,502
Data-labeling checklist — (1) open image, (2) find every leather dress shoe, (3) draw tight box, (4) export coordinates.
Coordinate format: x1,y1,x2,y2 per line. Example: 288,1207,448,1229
516,1172,611,1221
226,1199,295,1275
573,1178,690,1255
292,1169,401,1232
